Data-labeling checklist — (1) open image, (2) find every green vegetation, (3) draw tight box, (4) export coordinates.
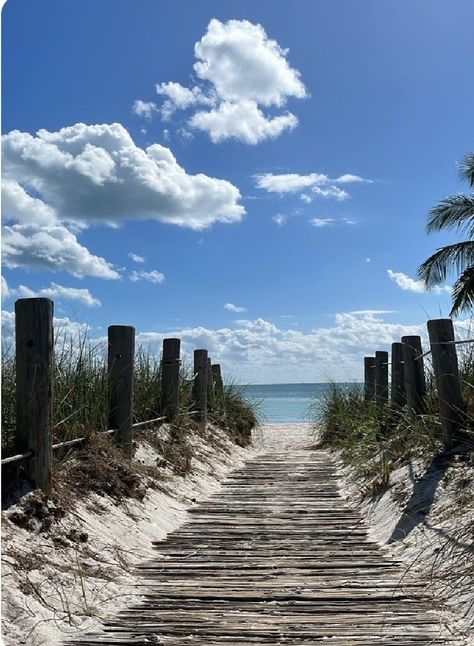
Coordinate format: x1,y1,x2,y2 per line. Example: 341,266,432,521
1,330,259,457
314,349,474,494
419,152,474,315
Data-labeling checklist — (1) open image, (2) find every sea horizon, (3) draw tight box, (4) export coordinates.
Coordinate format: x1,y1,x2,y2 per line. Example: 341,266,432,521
242,382,361,424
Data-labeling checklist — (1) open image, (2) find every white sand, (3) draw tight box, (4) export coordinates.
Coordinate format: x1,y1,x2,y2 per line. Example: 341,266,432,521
2,422,472,645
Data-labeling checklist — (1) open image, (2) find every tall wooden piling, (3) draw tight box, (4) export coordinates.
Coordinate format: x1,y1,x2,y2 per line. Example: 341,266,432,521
374,351,389,404
108,326,135,457
212,364,225,404
427,319,466,444
15,298,54,496
391,342,406,408
193,349,208,427
161,338,181,421
364,357,376,401
401,335,426,416
207,358,215,411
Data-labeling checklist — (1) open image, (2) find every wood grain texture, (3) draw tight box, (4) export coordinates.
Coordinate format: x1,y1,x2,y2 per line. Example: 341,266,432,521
15,298,54,496
69,449,451,644
161,338,181,422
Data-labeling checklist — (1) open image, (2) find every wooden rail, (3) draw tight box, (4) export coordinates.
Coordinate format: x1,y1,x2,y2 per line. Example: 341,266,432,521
1,298,228,496
365,318,469,443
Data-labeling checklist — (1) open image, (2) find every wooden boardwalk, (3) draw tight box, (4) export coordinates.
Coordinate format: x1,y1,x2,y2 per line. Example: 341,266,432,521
71,449,452,645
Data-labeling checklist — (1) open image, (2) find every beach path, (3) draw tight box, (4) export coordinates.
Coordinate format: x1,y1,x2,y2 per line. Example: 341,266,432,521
70,424,451,644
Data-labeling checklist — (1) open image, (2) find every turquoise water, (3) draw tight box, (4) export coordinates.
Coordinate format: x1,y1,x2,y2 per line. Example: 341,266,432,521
244,383,360,423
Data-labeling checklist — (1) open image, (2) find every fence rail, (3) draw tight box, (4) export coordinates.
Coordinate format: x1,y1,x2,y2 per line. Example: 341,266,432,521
1,298,226,497
364,318,470,444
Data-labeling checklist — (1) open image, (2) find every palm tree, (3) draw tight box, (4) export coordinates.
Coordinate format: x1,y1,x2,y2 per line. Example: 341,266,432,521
418,152,474,316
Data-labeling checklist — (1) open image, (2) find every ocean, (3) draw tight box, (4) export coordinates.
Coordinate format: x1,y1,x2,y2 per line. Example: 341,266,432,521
244,383,360,423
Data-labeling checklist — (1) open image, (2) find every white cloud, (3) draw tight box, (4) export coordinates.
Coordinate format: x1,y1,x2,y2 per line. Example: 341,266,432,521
132,100,158,120
2,123,244,276
128,252,146,263
3,308,466,383
1,277,11,301
2,224,119,279
255,171,371,194
156,82,214,120
272,214,286,226
312,186,349,200
224,302,247,313
335,174,373,184
189,100,298,145
366,257,372,263
11,282,101,307
255,171,369,201
194,19,307,106
154,19,307,144
130,270,165,283
387,269,451,294
310,218,335,228
133,311,437,383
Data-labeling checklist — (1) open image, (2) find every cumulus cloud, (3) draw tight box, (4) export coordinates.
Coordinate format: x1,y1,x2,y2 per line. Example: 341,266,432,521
2,122,245,277
130,270,165,283
128,252,146,263
132,100,158,120
133,311,439,383
387,269,451,294
155,19,307,144
254,171,370,200
10,282,101,307
189,100,298,145
3,123,244,229
2,224,119,279
224,302,247,313
156,82,214,120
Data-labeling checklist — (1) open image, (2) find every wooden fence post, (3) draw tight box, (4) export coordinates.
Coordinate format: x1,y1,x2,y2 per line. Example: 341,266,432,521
207,358,215,411
212,364,225,404
427,319,466,444
15,298,54,496
374,351,389,405
401,335,426,416
363,357,376,401
108,326,135,458
192,349,208,427
391,342,406,408
161,338,181,422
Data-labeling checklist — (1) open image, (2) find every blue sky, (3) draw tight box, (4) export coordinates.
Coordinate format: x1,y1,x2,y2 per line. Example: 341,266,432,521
2,0,473,382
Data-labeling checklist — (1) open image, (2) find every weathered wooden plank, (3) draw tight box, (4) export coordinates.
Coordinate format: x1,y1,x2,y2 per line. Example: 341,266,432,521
67,449,453,645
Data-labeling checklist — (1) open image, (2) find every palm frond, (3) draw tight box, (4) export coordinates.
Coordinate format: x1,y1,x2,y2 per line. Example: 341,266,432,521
426,194,474,236
417,241,474,286
459,152,474,188
450,265,474,316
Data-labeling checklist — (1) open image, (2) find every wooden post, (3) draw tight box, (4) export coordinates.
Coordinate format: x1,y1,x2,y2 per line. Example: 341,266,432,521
374,351,389,405
15,298,54,496
192,349,208,427
108,326,135,458
427,319,466,444
207,358,215,411
391,342,406,408
212,364,225,404
401,335,426,416
363,357,376,401
161,338,181,421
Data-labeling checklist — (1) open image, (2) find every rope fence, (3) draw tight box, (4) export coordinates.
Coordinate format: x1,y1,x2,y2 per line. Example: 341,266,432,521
2,298,226,497
364,319,470,443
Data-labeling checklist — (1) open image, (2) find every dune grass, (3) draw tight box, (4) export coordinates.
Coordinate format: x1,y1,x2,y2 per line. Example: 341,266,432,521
314,348,474,492
1,331,259,456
